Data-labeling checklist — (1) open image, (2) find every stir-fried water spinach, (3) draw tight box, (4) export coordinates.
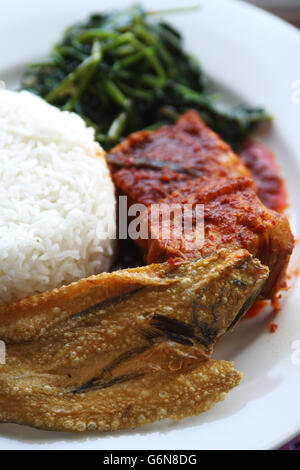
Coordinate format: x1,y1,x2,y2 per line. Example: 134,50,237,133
22,5,270,149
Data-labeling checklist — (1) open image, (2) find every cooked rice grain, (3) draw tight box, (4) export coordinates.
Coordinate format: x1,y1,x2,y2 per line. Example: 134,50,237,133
0,90,116,304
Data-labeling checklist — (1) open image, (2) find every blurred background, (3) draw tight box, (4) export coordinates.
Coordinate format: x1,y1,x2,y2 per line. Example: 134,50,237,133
243,0,300,27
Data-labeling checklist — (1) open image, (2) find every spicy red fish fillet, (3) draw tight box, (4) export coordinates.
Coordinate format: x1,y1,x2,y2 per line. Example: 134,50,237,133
110,111,294,298
110,110,249,206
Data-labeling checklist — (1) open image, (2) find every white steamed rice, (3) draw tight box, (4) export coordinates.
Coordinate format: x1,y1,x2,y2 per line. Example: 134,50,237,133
0,90,116,304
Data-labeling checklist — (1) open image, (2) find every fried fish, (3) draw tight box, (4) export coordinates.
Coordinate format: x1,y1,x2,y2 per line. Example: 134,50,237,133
0,249,268,431
109,111,294,297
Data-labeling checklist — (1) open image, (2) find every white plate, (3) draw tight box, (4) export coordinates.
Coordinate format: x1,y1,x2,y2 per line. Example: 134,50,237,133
1,0,300,451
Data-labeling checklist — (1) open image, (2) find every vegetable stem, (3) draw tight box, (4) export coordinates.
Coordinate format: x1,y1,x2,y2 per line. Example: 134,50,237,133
107,112,128,141
45,40,102,103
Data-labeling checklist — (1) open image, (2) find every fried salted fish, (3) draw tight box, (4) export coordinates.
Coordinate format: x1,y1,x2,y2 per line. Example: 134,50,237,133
0,249,269,432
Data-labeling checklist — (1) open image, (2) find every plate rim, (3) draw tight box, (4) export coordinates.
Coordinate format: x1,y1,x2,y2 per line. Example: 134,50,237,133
0,0,300,450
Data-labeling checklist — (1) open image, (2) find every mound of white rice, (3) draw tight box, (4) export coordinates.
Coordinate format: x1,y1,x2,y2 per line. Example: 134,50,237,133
0,90,116,304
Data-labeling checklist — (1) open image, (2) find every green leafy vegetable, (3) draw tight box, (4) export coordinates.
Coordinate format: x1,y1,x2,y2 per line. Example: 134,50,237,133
21,4,270,149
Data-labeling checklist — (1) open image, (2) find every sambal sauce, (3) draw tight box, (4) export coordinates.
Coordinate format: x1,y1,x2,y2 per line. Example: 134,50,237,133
239,140,287,212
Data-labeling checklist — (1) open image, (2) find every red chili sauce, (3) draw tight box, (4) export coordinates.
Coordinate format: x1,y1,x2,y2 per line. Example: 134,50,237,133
239,140,287,212
239,140,288,320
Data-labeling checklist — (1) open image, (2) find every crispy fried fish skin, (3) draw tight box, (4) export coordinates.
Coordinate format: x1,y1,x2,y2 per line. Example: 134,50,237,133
0,357,241,432
0,249,267,431
0,263,176,343
0,249,267,344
